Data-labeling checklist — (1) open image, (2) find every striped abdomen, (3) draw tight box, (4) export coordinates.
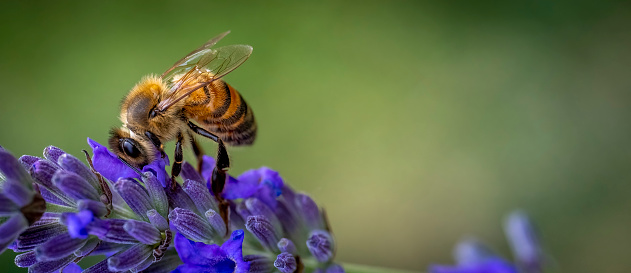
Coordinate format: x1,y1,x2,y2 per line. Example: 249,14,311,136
183,80,256,146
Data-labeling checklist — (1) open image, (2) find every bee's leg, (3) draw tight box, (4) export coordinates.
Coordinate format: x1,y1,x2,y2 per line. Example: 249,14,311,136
187,121,230,229
188,133,205,173
171,132,184,190
144,131,166,158
186,121,230,171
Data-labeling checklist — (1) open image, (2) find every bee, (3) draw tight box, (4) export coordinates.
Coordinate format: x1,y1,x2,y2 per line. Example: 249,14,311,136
108,31,256,189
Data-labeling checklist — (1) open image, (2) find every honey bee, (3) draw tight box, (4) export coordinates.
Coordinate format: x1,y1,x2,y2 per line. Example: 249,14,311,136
109,31,256,188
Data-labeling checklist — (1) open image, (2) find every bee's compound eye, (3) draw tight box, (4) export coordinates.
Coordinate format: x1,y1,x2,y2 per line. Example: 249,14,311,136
121,139,141,158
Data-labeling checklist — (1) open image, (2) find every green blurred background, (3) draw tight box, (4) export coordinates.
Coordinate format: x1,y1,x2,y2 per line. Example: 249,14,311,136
1,0,630,272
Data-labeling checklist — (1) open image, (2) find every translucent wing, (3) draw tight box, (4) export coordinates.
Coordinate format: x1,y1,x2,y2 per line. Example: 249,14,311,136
157,33,252,112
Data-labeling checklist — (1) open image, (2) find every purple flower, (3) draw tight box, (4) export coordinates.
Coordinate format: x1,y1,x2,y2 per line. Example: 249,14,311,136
429,211,545,273
223,167,284,208
430,258,518,273
0,148,44,254
2,139,344,273
54,262,82,273
174,230,250,273
504,211,543,273
88,138,170,187
62,210,94,239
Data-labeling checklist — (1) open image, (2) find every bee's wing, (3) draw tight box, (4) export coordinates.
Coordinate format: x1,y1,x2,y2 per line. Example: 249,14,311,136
157,35,252,112
160,31,230,79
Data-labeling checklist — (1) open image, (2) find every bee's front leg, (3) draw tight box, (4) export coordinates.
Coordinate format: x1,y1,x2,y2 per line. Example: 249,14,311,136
145,131,166,158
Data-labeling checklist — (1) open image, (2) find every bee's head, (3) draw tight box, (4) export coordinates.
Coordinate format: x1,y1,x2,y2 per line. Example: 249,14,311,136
108,127,154,167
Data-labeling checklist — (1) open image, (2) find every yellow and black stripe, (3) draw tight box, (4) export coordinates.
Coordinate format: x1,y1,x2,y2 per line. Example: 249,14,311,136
184,80,256,146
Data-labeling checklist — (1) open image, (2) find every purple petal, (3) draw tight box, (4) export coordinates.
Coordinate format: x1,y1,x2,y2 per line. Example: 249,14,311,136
220,230,246,262
183,178,218,214
429,258,518,273
131,255,155,272
61,210,94,239
199,155,216,183
0,213,28,253
169,208,216,243
59,262,82,273
88,218,139,244
454,238,497,266
124,220,162,245
74,237,100,257
141,157,170,188
297,193,323,229
174,232,221,266
244,255,274,273
224,167,284,209
88,138,141,182
174,230,249,273
326,264,345,273
143,172,169,217
274,252,297,273
165,183,199,213
147,209,170,231
0,149,30,182
31,159,74,205
34,233,87,261
278,238,297,255
115,178,154,221
2,179,34,207
58,152,100,190
77,199,108,218
43,146,65,165
245,215,280,252
307,230,334,263
90,241,127,256
143,253,181,273
0,194,19,216
504,211,543,271
244,197,282,232
15,222,67,251
84,258,118,273
28,254,75,273
18,155,39,173
204,209,227,238
180,161,203,183
108,243,154,271
53,169,99,201
15,251,37,268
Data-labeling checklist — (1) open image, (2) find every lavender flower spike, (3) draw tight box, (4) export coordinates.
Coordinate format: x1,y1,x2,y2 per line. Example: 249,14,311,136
0,148,45,254
429,211,546,273
504,211,543,273
2,139,345,272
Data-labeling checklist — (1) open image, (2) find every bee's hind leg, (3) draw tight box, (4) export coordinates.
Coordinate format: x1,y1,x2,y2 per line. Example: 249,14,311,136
186,121,230,193
187,121,230,230
170,132,184,190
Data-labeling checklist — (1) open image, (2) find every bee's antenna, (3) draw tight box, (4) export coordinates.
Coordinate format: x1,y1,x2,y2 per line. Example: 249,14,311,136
117,156,147,179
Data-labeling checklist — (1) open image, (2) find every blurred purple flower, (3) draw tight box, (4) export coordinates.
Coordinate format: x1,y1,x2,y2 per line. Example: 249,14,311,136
429,211,545,273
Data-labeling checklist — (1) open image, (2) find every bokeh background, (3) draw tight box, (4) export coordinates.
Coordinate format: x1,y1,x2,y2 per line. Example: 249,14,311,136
1,0,630,272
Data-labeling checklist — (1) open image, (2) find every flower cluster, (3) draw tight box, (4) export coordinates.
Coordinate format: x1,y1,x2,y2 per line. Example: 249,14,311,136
429,211,545,273
0,139,344,273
